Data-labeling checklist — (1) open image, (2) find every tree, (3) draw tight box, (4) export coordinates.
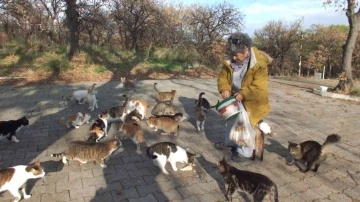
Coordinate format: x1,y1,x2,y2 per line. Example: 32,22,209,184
324,0,358,94
254,19,302,76
65,0,80,60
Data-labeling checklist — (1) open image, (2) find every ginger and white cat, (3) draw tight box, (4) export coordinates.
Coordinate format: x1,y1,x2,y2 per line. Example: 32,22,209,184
87,111,109,143
146,116,179,136
118,119,143,151
0,161,45,202
146,142,196,175
126,98,147,119
51,137,121,168
60,112,91,128
154,83,176,104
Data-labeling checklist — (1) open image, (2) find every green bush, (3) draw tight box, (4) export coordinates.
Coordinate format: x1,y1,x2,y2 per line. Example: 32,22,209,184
94,66,107,73
42,56,71,73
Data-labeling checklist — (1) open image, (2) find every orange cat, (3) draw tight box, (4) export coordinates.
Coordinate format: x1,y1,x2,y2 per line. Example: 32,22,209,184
118,120,143,150
153,83,176,104
60,112,91,129
146,116,179,136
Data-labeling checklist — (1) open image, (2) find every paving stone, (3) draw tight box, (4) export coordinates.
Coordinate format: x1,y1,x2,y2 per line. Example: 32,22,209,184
111,187,140,201
69,186,97,200
128,194,157,202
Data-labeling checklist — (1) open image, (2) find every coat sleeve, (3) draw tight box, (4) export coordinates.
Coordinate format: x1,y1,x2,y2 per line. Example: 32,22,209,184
217,64,232,94
239,65,268,101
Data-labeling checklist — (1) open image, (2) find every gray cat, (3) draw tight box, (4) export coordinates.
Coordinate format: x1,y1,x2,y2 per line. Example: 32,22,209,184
151,102,177,116
51,137,121,168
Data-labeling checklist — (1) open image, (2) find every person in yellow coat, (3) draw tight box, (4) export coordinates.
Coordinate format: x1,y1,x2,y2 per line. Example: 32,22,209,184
214,32,272,162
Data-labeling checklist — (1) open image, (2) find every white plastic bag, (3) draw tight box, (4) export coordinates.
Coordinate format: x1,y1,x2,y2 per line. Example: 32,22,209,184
229,102,256,149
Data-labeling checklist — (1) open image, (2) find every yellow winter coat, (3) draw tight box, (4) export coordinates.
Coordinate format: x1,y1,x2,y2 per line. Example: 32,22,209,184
217,47,271,126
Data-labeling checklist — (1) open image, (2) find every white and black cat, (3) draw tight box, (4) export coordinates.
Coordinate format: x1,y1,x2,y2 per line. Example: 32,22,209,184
146,142,196,175
0,161,45,202
0,116,29,143
217,157,278,202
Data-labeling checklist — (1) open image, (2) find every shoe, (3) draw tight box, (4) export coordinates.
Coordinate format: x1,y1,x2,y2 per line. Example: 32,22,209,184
230,153,244,162
214,142,232,150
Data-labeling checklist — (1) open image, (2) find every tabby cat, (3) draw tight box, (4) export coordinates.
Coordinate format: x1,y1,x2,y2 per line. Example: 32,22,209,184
108,95,128,123
151,102,177,116
155,112,185,122
87,111,109,143
51,137,121,168
194,92,218,112
118,119,143,151
120,77,136,91
195,93,206,132
60,112,91,128
146,142,196,175
124,109,143,125
0,161,45,202
154,83,176,104
217,157,278,202
0,116,29,143
146,116,179,136
287,134,340,173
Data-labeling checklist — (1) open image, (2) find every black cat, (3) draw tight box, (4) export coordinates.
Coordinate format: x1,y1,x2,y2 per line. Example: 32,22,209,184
287,134,340,173
0,116,29,143
217,157,278,202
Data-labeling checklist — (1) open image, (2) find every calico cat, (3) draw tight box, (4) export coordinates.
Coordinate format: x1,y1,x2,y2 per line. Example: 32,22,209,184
0,116,29,143
87,111,109,143
51,137,121,168
87,83,98,111
120,76,136,91
0,161,45,202
194,92,218,112
60,112,91,128
217,157,278,202
118,119,143,151
146,116,179,136
126,98,147,119
195,93,206,132
62,83,96,105
151,102,177,116
108,95,128,123
146,142,196,175
287,134,340,173
154,83,176,104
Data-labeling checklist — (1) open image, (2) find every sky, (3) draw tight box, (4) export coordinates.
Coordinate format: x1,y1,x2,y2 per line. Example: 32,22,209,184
172,0,348,36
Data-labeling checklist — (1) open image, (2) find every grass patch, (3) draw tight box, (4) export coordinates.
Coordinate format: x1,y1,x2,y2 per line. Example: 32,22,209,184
94,66,107,73
351,87,360,96
146,58,184,71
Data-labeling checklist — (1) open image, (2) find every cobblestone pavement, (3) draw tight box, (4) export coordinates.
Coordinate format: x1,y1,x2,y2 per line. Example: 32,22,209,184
0,78,359,202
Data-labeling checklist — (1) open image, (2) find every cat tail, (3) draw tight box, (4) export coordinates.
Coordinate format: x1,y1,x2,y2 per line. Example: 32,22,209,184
146,147,157,159
270,184,279,202
51,152,64,157
198,92,205,107
322,134,341,149
153,83,160,93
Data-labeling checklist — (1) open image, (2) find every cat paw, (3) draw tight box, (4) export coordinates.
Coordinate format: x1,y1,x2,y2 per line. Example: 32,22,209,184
23,194,31,199
197,127,201,132
75,125,80,129
12,198,20,202
101,164,107,168
162,171,169,175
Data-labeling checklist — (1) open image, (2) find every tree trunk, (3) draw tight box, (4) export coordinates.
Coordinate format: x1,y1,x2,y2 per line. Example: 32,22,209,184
334,0,359,94
65,0,80,61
